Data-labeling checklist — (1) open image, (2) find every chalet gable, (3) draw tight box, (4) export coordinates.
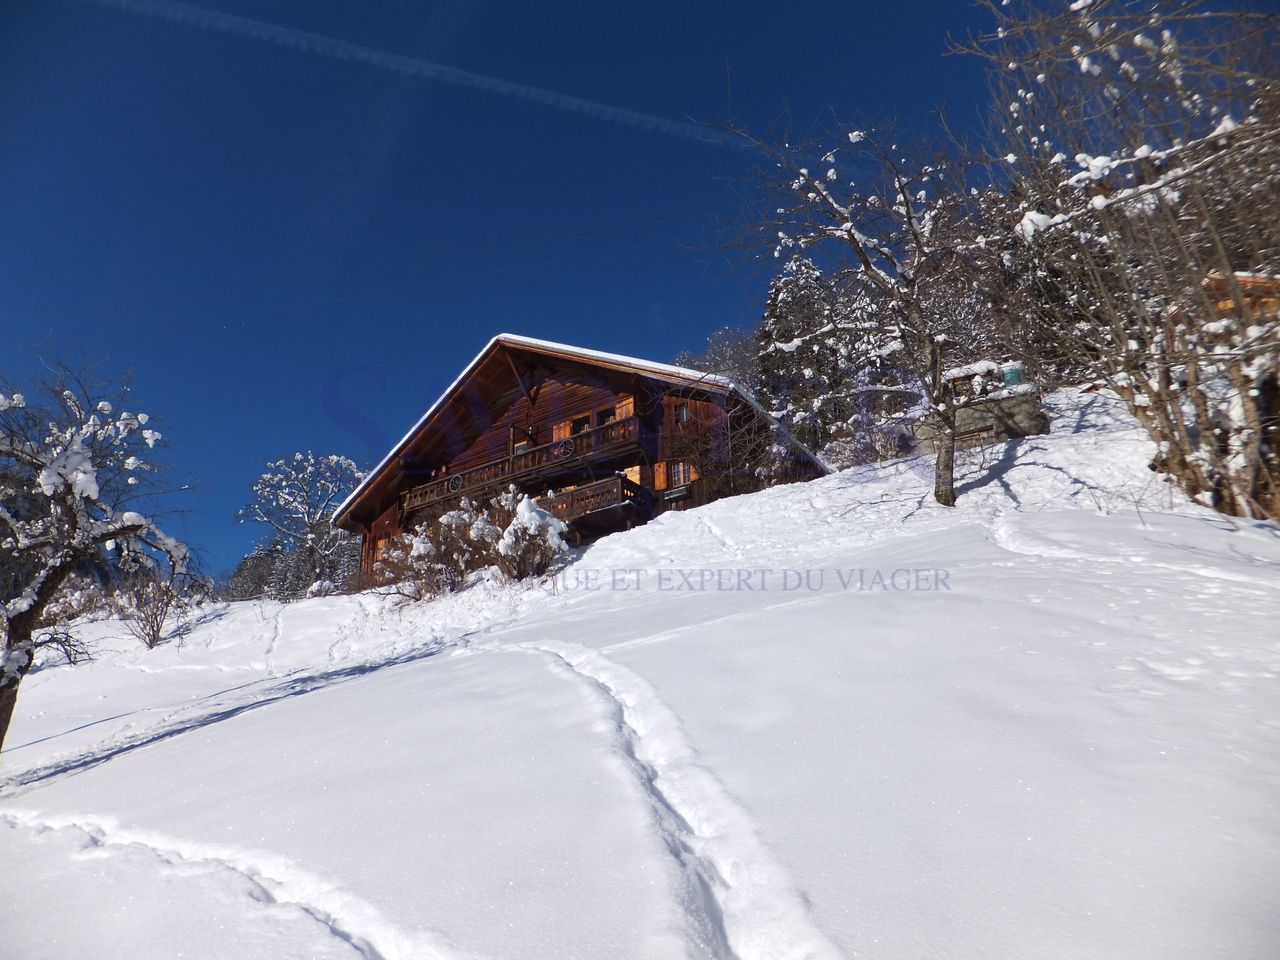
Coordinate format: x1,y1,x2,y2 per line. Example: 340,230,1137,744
333,334,795,533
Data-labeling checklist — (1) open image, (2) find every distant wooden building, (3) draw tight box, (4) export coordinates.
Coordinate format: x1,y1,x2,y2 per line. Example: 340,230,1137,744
334,334,825,570
1202,271,1280,321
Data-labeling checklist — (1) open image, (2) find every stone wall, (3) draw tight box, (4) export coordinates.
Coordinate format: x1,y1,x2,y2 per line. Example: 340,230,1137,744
913,392,1051,452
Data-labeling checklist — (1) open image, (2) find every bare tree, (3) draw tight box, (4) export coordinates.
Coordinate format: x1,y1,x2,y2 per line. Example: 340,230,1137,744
0,371,187,752
112,559,198,649
674,324,762,394
746,129,1013,504
970,0,1280,517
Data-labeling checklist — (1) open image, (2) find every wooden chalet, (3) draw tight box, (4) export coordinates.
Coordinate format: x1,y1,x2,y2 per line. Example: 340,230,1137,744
333,334,826,570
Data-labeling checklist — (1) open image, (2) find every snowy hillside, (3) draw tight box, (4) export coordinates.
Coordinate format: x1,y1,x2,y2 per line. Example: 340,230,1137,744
3,389,1279,960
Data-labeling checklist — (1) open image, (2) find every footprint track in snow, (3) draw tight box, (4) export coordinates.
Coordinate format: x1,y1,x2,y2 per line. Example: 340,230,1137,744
512,639,845,960
0,809,472,960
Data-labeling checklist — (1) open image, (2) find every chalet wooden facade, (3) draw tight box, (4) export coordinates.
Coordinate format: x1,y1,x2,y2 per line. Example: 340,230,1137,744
333,334,826,570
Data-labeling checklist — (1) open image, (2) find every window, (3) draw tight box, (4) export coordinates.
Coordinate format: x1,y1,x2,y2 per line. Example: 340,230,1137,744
675,403,690,424
596,407,616,426
571,415,591,435
511,427,535,454
669,459,690,487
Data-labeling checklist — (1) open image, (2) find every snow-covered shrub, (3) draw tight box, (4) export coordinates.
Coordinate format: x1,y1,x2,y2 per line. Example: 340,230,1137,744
488,489,568,581
814,400,920,471
369,488,568,603
369,523,447,603
435,497,486,590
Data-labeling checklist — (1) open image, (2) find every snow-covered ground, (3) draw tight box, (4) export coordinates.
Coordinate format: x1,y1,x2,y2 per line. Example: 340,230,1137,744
3,389,1279,960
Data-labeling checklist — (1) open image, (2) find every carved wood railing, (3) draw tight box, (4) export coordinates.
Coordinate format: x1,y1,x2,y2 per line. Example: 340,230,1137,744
402,416,642,514
536,475,648,523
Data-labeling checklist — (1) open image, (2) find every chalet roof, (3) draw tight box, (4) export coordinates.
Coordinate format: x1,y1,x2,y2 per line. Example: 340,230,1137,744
499,333,739,390
333,333,823,530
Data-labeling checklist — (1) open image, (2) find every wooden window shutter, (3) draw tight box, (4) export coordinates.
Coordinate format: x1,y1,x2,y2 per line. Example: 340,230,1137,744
689,462,700,481
617,395,634,419
654,460,667,491
552,420,571,441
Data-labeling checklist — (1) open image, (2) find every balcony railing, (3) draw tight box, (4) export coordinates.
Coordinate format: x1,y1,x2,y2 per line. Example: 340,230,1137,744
536,475,649,524
402,415,642,514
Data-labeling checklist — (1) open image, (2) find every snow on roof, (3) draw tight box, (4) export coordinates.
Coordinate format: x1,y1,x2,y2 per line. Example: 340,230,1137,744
1203,270,1280,293
942,360,1002,383
333,333,816,527
496,333,738,390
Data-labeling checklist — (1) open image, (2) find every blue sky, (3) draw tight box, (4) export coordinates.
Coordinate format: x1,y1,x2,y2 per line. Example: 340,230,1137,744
2,0,992,575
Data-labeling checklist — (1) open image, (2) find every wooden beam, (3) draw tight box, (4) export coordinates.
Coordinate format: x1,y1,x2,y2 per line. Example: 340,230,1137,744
503,347,538,409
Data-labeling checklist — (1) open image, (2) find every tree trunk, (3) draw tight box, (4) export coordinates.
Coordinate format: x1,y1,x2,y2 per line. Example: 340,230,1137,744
0,622,37,756
0,566,73,756
934,430,957,507
0,681,20,757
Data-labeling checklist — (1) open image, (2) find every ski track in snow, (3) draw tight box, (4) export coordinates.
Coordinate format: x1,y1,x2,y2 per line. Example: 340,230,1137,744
0,808,471,960
511,638,845,960
1,638,455,797
3,587,532,796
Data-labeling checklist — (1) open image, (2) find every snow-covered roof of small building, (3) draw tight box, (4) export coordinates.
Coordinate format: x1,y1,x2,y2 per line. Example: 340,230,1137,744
333,333,823,530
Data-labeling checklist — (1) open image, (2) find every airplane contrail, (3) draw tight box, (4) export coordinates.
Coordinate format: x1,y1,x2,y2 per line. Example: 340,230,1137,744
84,0,748,150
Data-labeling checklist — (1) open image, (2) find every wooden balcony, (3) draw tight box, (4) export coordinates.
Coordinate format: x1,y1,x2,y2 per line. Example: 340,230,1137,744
536,475,650,525
402,415,644,515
